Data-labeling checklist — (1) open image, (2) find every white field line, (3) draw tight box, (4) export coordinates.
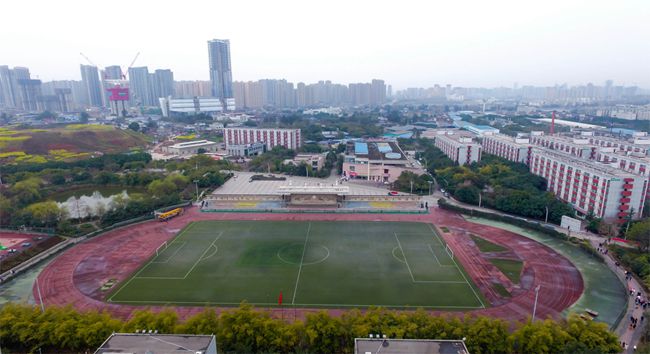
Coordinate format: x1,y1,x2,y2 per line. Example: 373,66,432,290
108,224,197,301
426,224,486,308
181,232,223,279
291,222,311,305
152,241,187,264
428,244,455,268
394,233,416,282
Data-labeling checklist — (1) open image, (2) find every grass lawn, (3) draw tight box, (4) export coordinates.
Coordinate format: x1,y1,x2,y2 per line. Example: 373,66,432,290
108,221,486,309
489,258,524,284
492,283,511,298
471,235,507,253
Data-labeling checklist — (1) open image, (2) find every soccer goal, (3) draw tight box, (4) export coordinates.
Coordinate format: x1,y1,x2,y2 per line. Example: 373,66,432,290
155,241,168,256
445,244,454,260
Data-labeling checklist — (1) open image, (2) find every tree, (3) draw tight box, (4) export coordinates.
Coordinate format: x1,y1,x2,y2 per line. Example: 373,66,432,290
79,112,90,123
147,179,177,198
626,218,650,250
128,122,140,132
24,201,65,226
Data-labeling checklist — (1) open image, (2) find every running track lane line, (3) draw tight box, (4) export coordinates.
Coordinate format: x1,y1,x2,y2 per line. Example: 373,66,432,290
292,222,311,305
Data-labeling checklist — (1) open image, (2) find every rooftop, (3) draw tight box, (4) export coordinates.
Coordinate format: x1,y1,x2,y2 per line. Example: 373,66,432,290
169,140,217,148
94,333,215,354
354,338,469,354
347,140,407,161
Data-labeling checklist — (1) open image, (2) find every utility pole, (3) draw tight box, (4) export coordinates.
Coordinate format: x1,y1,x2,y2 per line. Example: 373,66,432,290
193,180,199,202
428,181,433,196
478,192,482,208
410,180,414,194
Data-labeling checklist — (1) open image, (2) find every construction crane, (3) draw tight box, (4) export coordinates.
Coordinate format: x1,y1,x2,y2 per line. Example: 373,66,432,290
79,52,98,68
122,52,140,80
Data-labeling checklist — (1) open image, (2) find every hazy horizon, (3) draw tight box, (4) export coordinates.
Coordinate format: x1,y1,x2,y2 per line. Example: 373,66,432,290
1,0,649,90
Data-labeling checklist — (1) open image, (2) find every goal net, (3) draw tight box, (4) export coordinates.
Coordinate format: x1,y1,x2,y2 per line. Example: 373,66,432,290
156,241,168,256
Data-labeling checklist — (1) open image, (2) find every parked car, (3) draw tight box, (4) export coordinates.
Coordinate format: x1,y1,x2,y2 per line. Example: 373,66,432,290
21,242,32,247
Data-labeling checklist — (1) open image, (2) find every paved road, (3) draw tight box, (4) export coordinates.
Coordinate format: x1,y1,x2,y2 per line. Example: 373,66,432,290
426,193,647,352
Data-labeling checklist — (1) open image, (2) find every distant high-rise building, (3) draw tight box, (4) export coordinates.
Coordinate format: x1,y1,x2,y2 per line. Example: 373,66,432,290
80,64,103,107
128,66,152,107
16,79,42,111
207,39,234,108
152,69,174,99
0,65,18,108
103,65,123,80
370,79,386,106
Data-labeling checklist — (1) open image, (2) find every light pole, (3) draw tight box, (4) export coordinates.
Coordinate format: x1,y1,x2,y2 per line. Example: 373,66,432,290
428,180,433,195
410,180,414,194
532,285,541,322
478,192,482,208
193,179,199,202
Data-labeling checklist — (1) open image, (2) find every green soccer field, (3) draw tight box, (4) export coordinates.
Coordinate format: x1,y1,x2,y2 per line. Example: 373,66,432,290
108,220,486,309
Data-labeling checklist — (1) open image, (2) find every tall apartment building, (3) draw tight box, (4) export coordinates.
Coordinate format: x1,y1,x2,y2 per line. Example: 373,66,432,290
80,64,104,107
530,149,647,222
429,130,482,165
208,39,234,110
128,66,152,106
224,127,301,150
0,65,18,108
152,69,174,100
481,134,533,164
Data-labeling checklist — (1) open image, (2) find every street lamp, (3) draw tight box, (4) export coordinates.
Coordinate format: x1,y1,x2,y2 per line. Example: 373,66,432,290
427,180,433,195
532,285,541,322
410,180,414,194
478,192,482,208
193,179,199,202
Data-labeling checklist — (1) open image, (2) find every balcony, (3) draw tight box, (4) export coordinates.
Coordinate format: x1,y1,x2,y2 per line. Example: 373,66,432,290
620,205,630,211
620,198,631,203
621,191,632,197
618,211,629,217
623,184,634,189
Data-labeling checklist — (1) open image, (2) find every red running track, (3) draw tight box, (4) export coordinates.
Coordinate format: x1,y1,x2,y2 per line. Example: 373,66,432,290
34,207,583,322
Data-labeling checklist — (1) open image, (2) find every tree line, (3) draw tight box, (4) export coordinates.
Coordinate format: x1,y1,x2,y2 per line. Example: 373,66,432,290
0,153,234,234
0,303,621,354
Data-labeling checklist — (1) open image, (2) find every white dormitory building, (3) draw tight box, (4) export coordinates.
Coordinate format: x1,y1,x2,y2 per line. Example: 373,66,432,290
426,129,482,165
478,131,650,222
530,149,647,222
162,140,219,155
224,127,301,150
481,134,533,164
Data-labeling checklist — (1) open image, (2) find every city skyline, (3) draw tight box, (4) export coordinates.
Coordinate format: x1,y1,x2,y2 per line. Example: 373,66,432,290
0,0,648,89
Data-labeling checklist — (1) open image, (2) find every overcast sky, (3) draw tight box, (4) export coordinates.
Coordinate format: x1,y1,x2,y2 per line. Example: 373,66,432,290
1,0,649,89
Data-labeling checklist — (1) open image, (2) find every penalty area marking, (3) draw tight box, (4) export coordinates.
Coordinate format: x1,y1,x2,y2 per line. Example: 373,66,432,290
152,241,187,264
426,225,486,308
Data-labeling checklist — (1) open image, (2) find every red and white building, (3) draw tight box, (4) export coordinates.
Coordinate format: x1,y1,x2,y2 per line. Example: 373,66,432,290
430,130,482,165
530,149,647,222
587,135,649,156
481,134,533,164
529,133,598,159
224,128,301,150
